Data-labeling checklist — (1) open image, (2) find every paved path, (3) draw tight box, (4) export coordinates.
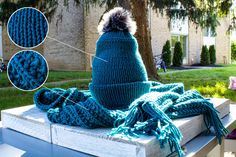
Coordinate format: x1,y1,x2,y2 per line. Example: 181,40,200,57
0,78,91,90
159,66,224,74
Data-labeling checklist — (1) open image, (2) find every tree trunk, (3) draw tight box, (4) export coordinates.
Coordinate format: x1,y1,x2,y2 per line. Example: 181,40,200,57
118,0,131,10
129,0,159,80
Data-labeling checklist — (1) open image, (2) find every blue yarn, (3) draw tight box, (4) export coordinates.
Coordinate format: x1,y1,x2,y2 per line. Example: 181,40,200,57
8,50,48,90
89,31,151,109
8,8,48,48
34,82,228,157
33,7,228,156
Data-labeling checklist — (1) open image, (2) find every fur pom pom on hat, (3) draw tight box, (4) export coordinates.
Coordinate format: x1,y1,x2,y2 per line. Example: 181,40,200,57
89,7,151,110
97,7,137,35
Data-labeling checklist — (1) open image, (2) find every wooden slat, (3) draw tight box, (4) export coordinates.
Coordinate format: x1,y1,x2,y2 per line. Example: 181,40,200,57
1,98,230,157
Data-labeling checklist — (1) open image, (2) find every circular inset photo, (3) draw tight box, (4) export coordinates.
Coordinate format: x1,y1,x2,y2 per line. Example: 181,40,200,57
7,50,49,91
7,7,49,48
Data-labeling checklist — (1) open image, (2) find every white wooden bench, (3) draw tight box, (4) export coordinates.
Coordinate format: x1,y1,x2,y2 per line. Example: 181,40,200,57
1,98,234,157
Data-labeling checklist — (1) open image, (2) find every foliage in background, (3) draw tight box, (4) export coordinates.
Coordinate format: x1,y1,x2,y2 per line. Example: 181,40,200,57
200,45,210,66
191,82,227,98
0,0,58,23
0,64,236,117
0,0,233,31
231,42,236,61
209,45,216,64
172,41,183,67
162,40,172,67
160,64,236,102
0,0,234,79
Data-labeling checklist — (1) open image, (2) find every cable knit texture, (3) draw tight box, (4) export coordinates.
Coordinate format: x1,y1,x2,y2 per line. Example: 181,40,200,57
8,50,48,90
8,7,48,48
34,8,228,157
34,82,228,157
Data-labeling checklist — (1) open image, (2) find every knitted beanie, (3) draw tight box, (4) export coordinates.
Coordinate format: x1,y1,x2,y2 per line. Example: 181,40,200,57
89,7,151,110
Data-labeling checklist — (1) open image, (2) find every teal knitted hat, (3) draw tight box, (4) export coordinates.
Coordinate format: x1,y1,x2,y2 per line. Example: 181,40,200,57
89,7,151,110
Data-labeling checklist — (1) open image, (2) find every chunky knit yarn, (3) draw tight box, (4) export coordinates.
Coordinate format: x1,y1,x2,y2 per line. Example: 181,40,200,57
89,7,151,110
34,7,228,156
34,82,228,157
8,7,48,48
89,31,151,110
8,50,48,90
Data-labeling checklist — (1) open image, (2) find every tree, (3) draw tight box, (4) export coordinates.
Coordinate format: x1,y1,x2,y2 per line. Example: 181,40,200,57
0,0,233,80
162,40,171,67
172,42,183,67
209,45,216,64
231,42,236,62
200,45,210,66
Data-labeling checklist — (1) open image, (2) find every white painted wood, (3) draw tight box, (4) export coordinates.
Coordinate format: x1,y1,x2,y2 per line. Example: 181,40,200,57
0,144,26,157
225,139,236,152
185,105,236,157
1,98,230,157
52,125,145,157
51,98,230,157
1,105,51,143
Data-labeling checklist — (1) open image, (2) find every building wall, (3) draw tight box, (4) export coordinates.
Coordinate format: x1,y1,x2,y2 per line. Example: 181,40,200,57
0,26,3,57
150,11,171,57
43,0,86,71
188,23,203,64
2,24,44,62
215,17,231,64
84,6,105,70
1,4,232,69
150,13,231,65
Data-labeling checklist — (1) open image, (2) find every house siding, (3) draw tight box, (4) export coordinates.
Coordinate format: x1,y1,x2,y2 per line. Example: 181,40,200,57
2,24,44,62
84,6,105,70
1,4,231,70
43,0,86,71
215,18,231,64
188,22,203,64
150,11,171,57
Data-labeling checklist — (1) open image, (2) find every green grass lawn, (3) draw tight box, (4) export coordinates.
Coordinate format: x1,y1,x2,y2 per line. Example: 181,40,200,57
0,71,92,88
160,64,236,102
0,65,236,116
0,79,91,112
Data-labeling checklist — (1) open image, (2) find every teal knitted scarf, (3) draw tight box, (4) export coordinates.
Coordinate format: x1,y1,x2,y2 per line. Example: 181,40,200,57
34,82,228,157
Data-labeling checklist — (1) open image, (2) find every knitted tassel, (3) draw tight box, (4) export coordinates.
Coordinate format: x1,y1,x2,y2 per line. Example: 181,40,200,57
34,82,228,157
110,92,184,156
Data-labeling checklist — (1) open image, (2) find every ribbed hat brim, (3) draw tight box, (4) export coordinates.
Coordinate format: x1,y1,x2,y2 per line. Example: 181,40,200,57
89,81,151,110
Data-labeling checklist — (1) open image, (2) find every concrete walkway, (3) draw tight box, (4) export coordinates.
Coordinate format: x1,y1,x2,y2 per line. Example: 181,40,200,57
160,66,224,74
0,78,91,90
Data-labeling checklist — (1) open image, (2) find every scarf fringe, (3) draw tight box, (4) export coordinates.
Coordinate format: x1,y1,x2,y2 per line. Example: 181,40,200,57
34,82,228,157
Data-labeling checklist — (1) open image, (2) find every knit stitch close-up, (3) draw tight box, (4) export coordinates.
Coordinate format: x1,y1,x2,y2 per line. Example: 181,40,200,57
8,50,48,91
7,7,48,48
33,7,229,157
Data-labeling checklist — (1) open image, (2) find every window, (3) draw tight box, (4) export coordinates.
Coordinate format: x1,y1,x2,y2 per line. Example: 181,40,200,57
203,28,215,37
203,28,216,47
170,17,188,35
171,35,188,64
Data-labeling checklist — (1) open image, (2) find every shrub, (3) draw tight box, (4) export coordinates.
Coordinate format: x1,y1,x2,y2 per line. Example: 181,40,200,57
191,82,227,98
231,42,236,61
209,45,216,64
172,41,183,66
200,45,210,66
162,40,172,67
